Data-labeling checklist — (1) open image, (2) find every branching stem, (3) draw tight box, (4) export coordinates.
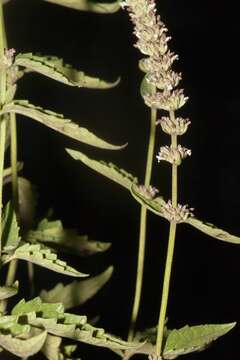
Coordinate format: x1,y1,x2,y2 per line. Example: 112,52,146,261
155,110,178,356
128,102,157,341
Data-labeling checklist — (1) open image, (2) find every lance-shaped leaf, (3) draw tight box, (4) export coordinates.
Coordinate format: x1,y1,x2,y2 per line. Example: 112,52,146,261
11,297,141,351
0,281,19,301
40,266,113,309
43,0,120,13
1,101,126,150
42,334,79,360
26,218,111,256
2,243,88,278
2,202,20,252
18,177,38,231
66,149,137,190
15,53,120,89
185,217,240,245
124,323,236,360
0,330,47,358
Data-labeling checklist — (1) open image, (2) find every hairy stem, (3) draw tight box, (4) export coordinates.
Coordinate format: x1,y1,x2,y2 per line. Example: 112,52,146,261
128,105,157,341
155,110,178,356
0,3,7,257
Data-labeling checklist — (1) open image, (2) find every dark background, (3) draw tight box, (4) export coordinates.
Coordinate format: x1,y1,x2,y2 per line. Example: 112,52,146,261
3,0,240,359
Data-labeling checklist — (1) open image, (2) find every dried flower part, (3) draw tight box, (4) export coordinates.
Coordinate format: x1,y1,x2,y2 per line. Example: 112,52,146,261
156,145,191,165
7,65,19,86
138,184,159,199
146,70,181,91
162,200,194,223
0,48,16,69
157,116,191,136
143,89,188,111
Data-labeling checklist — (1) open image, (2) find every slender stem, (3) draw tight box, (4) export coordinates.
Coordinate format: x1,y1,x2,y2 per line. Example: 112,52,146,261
10,113,19,212
155,110,178,357
27,262,35,297
0,3,7,257
128,105,157,341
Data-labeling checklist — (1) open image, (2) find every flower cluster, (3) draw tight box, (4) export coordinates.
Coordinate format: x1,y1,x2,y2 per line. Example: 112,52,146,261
0,48,15,69
161,200,194,223
138,184,159,199
156,145,191,166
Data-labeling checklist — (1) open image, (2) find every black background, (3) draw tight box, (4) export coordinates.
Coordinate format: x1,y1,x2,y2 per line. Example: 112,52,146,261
2,0,240,359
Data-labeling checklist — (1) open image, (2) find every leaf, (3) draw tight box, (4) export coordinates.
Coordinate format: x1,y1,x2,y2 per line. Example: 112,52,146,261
9,297,141,351
140,74,155,99
1,100,125,150
2,202,20,252
186,217,240,245
66,149,137,190
15,53,120,89
0,330,47,358
2,243,88,278
41,334,62,360
0,281,19,301
18,177,38,231
163,323,236,359
124,323,236,360
43,0,120,13
40,266,113,309
26,218,111,256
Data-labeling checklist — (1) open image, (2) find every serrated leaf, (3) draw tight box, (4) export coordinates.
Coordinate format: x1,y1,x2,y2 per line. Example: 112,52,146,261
26,218,111,256
66,149,137,190
186,217,240,245
43,0,120,13
124,323,236,360
2,243,88,278
11,297,64,318
0,281,19,301
1,100,125,150
2,202,20,252
40,266,113,309
15,53,120,89
163,323,236,359
0,330,47,358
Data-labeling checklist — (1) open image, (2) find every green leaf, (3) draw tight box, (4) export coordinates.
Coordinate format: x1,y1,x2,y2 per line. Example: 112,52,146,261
9,297,141,351
163,323,236,359
2,243,88,278
15,53,120,89
186,217,240,245
2,202,20,252
140,74,155,99
40,266,113,309
66,149,137,190
43,0,120,13
0,329,47,358
124,323,236,359
0,281,19,301
1,101,125,150
26,218,111,256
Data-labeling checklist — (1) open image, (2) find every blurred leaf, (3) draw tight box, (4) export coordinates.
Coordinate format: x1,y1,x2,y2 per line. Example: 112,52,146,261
0,281,18,301
15,53,120,89
3,163,23,186
43,0,120,13
26,218,111,256
1,100,126,150
2,202,20,252
2,243,88,277
0,330,47,358
40,266,113,309
66,149,136,190
18,177,38,231
41,334,62,360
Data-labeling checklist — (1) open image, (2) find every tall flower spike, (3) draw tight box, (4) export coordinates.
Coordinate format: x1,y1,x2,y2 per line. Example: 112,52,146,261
157,116,191,136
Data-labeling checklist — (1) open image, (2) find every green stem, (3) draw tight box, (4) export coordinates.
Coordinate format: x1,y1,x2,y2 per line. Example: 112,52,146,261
10,113,19,212
0,3,7,257
128,105,157,341
155,110,178,357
